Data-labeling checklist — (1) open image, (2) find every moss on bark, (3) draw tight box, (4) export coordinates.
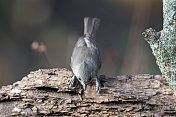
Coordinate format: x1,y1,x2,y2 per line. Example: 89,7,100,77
143,0,176,95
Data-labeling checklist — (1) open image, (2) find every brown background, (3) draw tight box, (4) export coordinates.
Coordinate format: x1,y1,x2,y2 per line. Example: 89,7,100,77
0,0,162,87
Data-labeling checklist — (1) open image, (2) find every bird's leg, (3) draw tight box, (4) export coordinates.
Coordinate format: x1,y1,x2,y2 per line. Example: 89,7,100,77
69,75,76,88
96,75,101,93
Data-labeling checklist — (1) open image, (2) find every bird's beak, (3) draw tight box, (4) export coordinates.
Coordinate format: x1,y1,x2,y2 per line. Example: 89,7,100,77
82,84,87,91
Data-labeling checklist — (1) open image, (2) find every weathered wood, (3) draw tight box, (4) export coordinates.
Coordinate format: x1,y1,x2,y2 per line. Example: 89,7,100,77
0,68,175,116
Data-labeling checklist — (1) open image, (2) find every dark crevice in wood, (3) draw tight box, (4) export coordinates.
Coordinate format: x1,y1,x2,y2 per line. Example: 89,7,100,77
48,72,57,75
36,87,58,92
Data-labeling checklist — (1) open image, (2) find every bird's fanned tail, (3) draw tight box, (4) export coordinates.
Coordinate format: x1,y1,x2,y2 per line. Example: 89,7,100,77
84,17,100,37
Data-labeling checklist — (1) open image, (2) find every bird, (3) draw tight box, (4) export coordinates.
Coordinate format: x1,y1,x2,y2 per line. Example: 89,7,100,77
69,17,102,93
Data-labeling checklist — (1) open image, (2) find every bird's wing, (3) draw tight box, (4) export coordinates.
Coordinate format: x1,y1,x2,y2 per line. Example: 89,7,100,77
70,37,86,68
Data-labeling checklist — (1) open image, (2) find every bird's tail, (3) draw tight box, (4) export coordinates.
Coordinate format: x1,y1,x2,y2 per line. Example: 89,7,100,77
84,17,100,37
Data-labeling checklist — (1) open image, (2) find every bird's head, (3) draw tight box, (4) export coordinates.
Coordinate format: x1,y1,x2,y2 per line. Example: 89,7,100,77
77,77,91,91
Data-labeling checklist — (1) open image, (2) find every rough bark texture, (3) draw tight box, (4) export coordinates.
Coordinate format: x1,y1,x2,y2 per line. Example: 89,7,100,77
143,0,176,95
0,68,176,117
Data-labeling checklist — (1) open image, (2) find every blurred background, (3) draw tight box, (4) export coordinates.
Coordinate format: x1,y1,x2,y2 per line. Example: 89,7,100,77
0,0,162,87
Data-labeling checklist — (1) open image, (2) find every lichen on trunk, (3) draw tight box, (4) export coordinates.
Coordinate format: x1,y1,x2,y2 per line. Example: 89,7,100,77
143,0,176,95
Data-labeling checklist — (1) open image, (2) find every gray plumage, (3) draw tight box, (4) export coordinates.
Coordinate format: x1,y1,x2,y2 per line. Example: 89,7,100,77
69,17,102,92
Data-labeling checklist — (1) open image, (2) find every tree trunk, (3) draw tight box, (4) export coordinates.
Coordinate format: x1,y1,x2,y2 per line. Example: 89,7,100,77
0,68,175,117
143,0,176,95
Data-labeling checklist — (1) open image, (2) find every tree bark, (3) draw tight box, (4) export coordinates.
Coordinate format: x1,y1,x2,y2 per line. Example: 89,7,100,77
143,0,176,95
0,68,176,117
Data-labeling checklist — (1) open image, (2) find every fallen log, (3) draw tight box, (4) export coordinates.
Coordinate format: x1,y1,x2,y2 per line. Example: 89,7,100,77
0,68,175,116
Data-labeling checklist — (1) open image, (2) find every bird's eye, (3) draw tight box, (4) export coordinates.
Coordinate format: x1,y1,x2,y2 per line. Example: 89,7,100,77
78,78,81,81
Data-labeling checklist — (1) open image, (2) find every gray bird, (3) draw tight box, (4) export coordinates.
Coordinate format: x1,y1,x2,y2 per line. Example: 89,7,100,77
69,17,102,93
